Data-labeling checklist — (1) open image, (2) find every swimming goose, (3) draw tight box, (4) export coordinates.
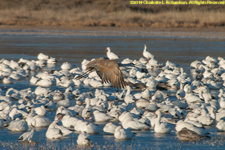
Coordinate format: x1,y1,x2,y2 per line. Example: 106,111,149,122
75,57,126,89
60,114,80,129
122,118,149,131
93,110,113,122
114,126,135,140
18,128,35,142
177,127,210,141
46,120,63,139
103,122,118,134
86,123,100,134
30,115,51,128
197,106,215,126
8,119,28,132
26,109,36,126
176,120,209,136
74,120,88,132
77,131,93,147
154,110,173,134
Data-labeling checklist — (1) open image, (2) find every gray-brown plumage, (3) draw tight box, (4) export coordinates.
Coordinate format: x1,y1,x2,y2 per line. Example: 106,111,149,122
75,58,126,89
177,127,210,141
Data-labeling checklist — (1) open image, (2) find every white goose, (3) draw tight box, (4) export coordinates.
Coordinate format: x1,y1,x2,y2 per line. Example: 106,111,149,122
184,91,202,104
37,53,49,60
216,120,225,131
93,110,113,122
143,44,154,60
8,119,28,132
176,83,185,100
77,131,93,146
30,115,51,128
154,110,173,134
61,114,80,129
177,127,209,141
106,47,119,60
176,120,209,136
86,123,100,134
74,120,88,132
18,128,35,142
34,105,46,116
81,98,93,120
46,119,72,139
114,126,135,140
141,89,151,99
46,120,63,139
197,106,215,126
219,96,225,109
61,62,72,70
124,86,135,105
103,122,118,134
122,118,149,131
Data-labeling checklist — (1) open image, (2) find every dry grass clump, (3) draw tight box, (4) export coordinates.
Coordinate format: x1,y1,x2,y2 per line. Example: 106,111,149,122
0,0,224,28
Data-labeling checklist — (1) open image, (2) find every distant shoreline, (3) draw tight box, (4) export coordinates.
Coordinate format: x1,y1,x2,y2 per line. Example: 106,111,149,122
0,26,225,39
0,0,225,30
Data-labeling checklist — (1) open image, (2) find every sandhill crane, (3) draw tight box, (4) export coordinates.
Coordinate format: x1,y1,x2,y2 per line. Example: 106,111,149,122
75,57,126,89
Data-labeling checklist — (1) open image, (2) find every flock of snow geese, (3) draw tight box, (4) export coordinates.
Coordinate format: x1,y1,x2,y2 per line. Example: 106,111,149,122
1,44,225,147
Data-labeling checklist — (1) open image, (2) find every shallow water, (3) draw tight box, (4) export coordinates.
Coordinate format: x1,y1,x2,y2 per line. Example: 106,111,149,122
0,29,225,149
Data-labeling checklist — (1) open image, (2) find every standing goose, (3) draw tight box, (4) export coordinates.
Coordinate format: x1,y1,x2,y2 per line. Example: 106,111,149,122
143,44,154,60
106,47,119,60
75,57,126,89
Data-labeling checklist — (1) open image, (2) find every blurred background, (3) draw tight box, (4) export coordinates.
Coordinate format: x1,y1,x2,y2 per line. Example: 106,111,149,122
0,0,224,29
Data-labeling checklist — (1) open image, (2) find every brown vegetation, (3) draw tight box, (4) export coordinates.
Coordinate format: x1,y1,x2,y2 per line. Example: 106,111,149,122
0,0,224,29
